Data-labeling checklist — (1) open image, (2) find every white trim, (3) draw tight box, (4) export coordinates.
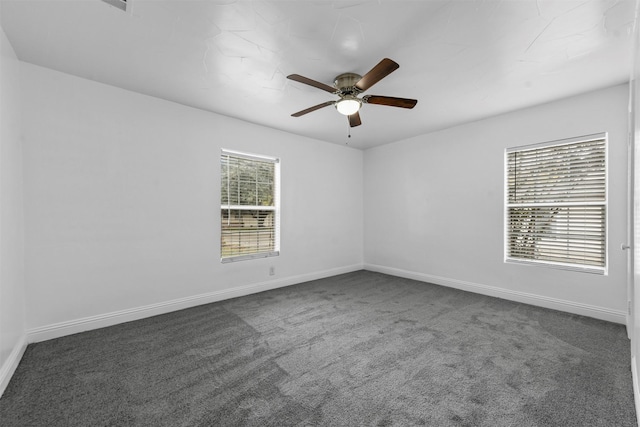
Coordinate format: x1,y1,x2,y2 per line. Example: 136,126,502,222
0,335,28,398
364,263,626,324
26,264,363,343
632,356,640,427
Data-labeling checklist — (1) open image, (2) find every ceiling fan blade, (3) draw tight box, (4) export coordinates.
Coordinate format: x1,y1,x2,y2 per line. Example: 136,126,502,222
348,111,362,127
355,58,399,92
291,101,335,117
287,74,337,94
363,95,417,109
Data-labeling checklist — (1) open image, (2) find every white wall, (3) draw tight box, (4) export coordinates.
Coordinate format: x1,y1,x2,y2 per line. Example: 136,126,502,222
0,17,26,395
20,63,363,338
364,84,629,322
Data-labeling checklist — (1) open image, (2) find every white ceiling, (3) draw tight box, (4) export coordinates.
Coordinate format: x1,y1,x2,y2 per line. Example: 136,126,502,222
1,0,636,149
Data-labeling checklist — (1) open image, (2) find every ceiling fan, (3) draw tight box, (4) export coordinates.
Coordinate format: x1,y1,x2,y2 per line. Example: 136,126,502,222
287,58,418,128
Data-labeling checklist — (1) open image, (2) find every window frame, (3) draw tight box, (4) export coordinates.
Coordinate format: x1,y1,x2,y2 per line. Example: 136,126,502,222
504,133,608,275
220,149,280,263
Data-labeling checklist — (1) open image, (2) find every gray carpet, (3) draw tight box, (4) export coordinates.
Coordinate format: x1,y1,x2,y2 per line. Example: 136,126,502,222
0,271,636,426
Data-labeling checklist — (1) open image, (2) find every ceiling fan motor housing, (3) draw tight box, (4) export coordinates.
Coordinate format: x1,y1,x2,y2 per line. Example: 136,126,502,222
334,73,362,95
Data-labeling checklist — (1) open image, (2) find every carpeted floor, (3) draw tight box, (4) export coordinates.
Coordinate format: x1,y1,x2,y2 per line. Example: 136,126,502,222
0,271,636,426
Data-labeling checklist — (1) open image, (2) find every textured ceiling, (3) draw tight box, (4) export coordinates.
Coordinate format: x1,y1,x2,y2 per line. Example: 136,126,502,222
1,0,636,149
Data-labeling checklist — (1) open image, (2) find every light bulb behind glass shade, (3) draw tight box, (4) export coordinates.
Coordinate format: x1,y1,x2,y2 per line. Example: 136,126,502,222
336,98,361,116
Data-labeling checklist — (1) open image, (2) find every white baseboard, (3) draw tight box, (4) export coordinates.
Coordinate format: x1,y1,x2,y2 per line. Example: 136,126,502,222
27,263,363,343
0,335,27,398
632,356,640,427
364,263,627,324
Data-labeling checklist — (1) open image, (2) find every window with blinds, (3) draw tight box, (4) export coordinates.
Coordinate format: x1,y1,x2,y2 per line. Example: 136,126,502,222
505,133,606,273
221,150,280,263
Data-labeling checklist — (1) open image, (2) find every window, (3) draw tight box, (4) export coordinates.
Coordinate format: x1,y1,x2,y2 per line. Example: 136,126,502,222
221,150,280,262
505,133,606,274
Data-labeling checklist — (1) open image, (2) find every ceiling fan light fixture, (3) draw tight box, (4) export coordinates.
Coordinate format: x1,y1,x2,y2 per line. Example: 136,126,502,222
335,97,361,116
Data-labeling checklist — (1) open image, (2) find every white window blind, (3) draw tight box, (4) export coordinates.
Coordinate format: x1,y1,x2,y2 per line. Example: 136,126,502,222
221,150,280,263
505,134,606,273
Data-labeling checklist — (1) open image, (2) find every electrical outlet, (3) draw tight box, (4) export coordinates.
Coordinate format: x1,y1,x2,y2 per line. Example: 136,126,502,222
269,266,275,276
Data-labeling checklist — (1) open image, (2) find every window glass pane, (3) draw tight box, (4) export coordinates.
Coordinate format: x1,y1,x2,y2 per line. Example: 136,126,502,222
257,162,274,184
257,183,273,206
507,205,605,267
238,160,255,183
507,139,605,204
238,179,257,206
221,209,276,258
227,180,240,206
